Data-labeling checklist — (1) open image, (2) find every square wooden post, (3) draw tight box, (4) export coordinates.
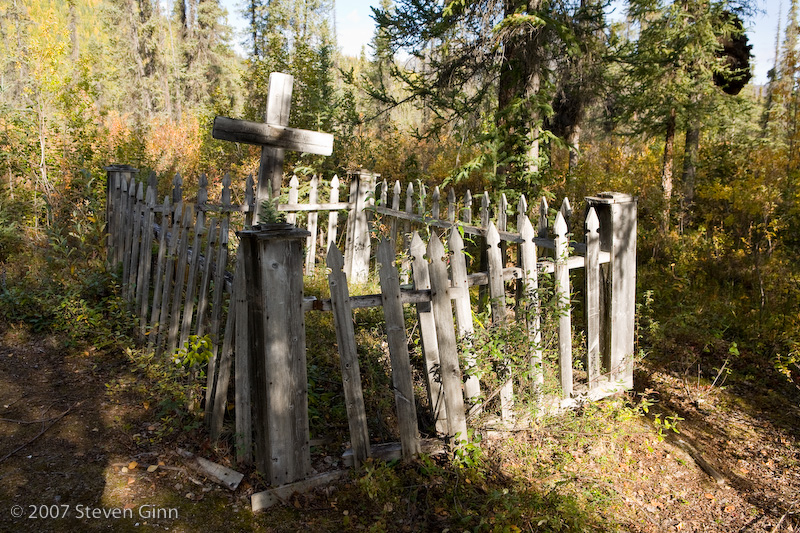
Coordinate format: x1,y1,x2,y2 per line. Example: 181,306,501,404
239,224,312,486
585,193,637,386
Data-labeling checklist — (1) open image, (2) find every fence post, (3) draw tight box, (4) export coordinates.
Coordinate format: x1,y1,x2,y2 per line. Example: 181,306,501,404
239,223,312,486
585,193,637,387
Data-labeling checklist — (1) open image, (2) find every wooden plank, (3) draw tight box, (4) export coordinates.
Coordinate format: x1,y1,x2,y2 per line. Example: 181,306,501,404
137,184,157,336
326,245,371,468
147,196,171,350
212,116,333,156
208,262,236,442
560,197,573,233
205,178,233,429
554,211,573,399
257,72,293,202
341,439,444,468
167,205,194,357
326,175,341,253
462,190,472,224
233,249,252,464
345,171,374,283
180,195,205,349
286,175,299,225
486,222,507,323
586,207,601,388
126,182,144,304
121,178,134,290
207,198,231,363
195,217,217,339
305,174,319,272
426,235,468,445
487,223,513,421
410,233,447,436
377,239,420,460
447,188,456,223
448,227,480,407
252,471,347,512
390,180,401,244
519,215,543,403
278,201,350,212
431,186,440,220
155,201,184,355
262,229,311,484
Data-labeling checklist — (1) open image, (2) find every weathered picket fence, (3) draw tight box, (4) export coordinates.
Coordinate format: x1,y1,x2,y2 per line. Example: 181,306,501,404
104,164,636,497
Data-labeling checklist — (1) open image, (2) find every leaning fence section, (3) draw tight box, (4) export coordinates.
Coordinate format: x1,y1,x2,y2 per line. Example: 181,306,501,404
105,164,637,493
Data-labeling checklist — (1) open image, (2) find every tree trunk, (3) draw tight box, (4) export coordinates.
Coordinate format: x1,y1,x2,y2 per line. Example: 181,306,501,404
567,123,581,172
681,122,700,231
660,108,676,233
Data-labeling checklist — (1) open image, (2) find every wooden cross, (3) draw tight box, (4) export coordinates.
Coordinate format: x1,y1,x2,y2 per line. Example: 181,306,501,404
211,72,334,210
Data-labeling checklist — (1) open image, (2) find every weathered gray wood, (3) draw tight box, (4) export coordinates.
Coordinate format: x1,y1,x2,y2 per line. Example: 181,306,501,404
447,188,456,223
409,233,447,436
167,204,194,357
126,182,144,304
208,179,231,363
431,186,440,220
344,171,374,283
417,181,426,216
286,175,299,225
136,184,157,335
462,190,472,224
195,216,217,339
278,201,350,212
326,175,341,253
155,201,184,355
180,187,206,349
519,215,543,402
212,116,334,156
486,222,507,323
148,196,171,350
426,235,468,445
390,180,401,244
448,227,480,407
377,239,420,460
208,258,236,442
121,178,135,288
252,470,347,512
341,439,444,468
487,223,513,420
379,178,388,206
327,245,371,468
585,192,637,386
305,174,319,272
258,72,293,203
229,251,251,464
554,211,573,399
560,197,573,232
480,192,490,228
171,172,183,206
586,207,601,388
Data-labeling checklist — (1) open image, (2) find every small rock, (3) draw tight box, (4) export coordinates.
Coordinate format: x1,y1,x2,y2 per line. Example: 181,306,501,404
185,492,195,500
174,483,183,491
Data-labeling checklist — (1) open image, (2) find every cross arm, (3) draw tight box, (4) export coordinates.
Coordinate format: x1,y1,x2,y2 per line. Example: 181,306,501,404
212,116,334,156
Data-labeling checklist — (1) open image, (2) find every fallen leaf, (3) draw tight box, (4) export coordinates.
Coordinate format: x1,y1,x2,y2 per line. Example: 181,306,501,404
704,493,714,500
128,461,138,470
127,477,135,485
724,505,735,513
147,465,158,473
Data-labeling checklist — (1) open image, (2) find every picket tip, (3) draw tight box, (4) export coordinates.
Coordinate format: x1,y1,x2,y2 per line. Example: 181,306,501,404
426,232,445,258
331,174,340,187
409,232,426,258
448,225,464,250
519,215,534,240
326,243,344,270
486,221,500,245
586,206,600,232
554,211,568,236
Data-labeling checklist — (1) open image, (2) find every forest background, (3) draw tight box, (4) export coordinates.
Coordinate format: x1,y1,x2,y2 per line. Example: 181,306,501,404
0,0,798,401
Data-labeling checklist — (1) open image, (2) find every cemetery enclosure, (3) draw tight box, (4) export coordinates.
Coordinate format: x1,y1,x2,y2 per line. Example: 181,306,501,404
104,164,637,487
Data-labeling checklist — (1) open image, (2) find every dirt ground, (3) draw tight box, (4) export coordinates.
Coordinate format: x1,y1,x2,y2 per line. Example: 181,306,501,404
0,325,798,532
